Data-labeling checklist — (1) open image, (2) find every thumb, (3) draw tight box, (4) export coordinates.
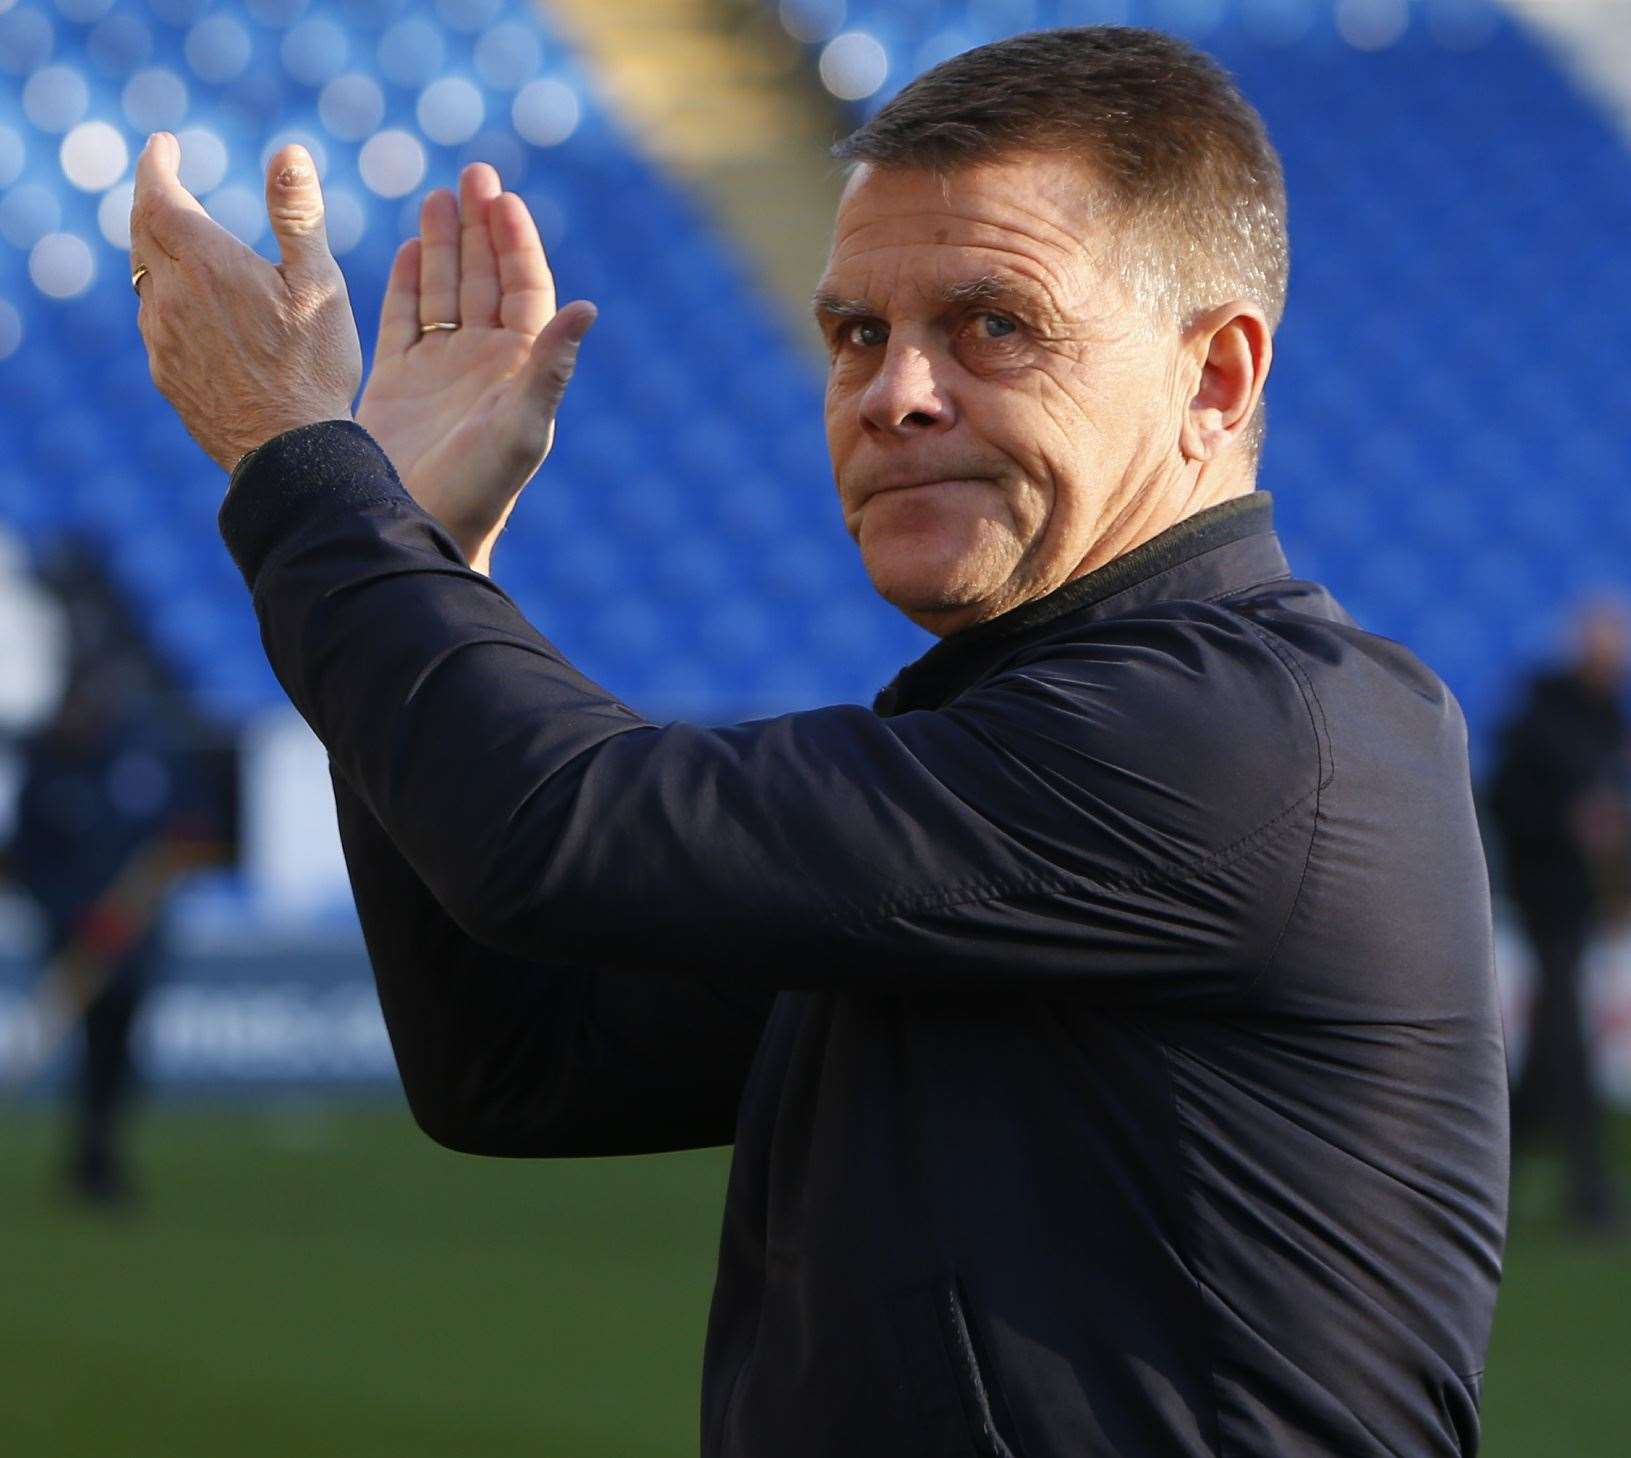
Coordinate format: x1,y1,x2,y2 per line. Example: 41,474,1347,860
521,301,598,422
265,144,336,280
134,131,210,222
131,131,214,258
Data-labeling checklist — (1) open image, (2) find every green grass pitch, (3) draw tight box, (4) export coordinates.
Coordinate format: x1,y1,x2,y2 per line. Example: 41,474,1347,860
1,1103,1626,1455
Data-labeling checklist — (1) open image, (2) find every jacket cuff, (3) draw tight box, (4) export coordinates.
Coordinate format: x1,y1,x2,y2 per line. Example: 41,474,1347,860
218,419,409,589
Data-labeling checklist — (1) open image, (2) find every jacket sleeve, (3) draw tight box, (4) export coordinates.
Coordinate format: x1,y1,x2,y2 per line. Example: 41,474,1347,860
332,764,775,1156
223,422,1323,1001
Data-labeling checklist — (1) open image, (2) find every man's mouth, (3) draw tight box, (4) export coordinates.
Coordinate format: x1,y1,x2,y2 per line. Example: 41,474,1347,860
863,475,994,504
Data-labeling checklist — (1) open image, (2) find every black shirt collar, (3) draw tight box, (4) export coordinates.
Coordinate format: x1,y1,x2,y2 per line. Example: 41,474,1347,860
874,492,1288,716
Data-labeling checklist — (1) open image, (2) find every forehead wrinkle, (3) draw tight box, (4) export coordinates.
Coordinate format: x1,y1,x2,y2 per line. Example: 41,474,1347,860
835,209,1075,269
965,187,1102,257
837,160,1105,256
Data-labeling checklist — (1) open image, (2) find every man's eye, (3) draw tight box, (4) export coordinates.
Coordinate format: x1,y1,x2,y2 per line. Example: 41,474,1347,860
975,313,1017,340
843,320,887,348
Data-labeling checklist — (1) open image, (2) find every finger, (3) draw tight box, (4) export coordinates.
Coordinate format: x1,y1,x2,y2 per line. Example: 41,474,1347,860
518,300,596,429
492,192,556,336
457,163,503,329
264,143,337,283
376,237,421,358
130,131,214,264
418,188,460,327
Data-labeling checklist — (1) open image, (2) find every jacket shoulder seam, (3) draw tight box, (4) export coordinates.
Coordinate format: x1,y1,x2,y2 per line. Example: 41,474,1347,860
855,781,1321,934
1229,619,1333,998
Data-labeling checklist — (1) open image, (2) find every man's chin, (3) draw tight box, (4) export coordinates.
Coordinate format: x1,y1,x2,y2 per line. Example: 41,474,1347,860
861,548,1001,634
852,489,1024,630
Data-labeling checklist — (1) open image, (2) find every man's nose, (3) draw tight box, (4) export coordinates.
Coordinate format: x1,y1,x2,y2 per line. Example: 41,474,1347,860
858,340,955,436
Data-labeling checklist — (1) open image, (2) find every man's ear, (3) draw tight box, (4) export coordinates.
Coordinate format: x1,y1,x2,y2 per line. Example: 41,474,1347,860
1179,303,1272,464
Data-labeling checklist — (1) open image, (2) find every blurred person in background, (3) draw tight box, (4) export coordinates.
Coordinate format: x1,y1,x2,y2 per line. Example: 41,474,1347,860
3,549,220,1208
1489,599,1631,1236
0,528,68,745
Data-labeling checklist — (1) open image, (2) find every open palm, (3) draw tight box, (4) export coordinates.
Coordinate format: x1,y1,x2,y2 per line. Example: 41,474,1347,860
356,164,595,575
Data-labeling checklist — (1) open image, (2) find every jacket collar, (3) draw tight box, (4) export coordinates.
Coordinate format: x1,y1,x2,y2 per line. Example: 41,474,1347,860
873,492,1289,716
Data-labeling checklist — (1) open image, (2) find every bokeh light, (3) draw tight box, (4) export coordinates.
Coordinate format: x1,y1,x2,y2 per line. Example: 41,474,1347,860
60,120,131,192
322,186,367,255
1337,0,1410,49
318,73,386,141
458,129,525,188
417,76,484,146
0,126,25,188
97,178,135,248
175,126,229,194
472,21,540,90
435,0,500,35
818,31,887,101
0,299,22,362
511,78,578,148
358,128,426,197
29,231,96,299
0,9,55,76
395,189,426,241
0,183,63,249
779,0,845,46
87,13,154,75
281,17,347,87
377,17,444,88
184,16,253,84
23,65,91,133
55,0,116,23
122,67,190,133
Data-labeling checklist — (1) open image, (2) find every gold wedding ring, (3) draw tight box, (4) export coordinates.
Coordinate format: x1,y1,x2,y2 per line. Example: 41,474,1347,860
131,265,149,294
419,320,460,335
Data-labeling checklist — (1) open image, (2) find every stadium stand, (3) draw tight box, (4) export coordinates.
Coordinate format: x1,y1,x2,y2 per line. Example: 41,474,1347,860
1,0,1628,747
0,0,929,732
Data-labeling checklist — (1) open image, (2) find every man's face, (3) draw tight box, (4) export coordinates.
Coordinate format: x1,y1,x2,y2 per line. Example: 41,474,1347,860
815,155,1192,635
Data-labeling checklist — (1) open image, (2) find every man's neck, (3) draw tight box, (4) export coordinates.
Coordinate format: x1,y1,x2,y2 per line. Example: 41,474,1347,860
1071,461,1254,585
910,460,1255,639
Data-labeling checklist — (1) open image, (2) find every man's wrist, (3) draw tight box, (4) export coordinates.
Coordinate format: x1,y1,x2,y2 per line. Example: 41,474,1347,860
229,411,356,479
218,419,408,589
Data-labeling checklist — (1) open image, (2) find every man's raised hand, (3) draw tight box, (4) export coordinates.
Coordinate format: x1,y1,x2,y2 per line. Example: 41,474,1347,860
129,140,592,573
130,134,363,469
355,164,597,575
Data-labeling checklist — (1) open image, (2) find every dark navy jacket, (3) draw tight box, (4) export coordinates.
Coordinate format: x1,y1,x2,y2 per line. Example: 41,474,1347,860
220,421,1507,1458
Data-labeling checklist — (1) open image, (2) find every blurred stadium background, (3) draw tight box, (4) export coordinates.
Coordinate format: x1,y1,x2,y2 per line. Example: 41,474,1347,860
1,0,1629,1452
